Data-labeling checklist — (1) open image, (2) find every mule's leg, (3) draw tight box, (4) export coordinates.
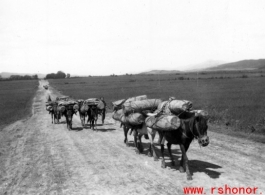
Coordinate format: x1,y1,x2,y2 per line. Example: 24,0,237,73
160,143,166,168
93,120,95,130
147,128,159,161
123,126,129,147
51,114,53,124
179,143,190,173
69,121,72,130
167,143,175,166
94,119,98,131
137,134,143,153
133,130,140,154
179,144,192,180
102,111,105,124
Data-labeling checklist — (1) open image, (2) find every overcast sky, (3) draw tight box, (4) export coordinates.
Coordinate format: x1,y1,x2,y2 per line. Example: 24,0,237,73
1,0,265,76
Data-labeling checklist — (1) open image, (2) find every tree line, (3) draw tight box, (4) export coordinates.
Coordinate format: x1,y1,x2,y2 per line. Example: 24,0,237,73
0,74,38,81
45,71,70,79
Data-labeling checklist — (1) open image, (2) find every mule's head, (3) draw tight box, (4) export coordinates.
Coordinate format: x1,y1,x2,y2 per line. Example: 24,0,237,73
193,113,209,147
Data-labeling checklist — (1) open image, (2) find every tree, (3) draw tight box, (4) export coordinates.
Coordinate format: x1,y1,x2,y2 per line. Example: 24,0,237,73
56,71,66,79
66,73,70,78
32,74,38,79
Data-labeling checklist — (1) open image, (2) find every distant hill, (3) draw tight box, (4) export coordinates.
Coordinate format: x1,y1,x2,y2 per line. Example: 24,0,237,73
139,70,181,75
0,72,46,78
204,59,265,71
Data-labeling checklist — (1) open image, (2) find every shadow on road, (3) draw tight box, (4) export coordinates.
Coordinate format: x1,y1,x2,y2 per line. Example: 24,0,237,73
94,128,116,132
71,127,83,131
189,160,222,179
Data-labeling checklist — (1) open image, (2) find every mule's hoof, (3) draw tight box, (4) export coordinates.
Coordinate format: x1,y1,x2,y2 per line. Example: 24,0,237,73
154,157,159,161
126,143,129,147
161,163,166,169
187,175,192,180
136,150,140,154
179,167,185,173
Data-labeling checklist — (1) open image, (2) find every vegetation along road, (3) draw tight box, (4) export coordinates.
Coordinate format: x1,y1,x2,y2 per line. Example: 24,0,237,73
0,80,264,195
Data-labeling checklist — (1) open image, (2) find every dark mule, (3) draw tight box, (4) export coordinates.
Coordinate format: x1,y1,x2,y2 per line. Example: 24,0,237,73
87,105,98,130
78,101,88,127
62,105,77,130
157,113,209,180
132,123,157,156
121,123,138,148
49,109,55,124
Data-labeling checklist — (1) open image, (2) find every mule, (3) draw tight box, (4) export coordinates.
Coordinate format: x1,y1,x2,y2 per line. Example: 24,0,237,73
156,113,209,180
98,108,106,125
87,105,98,130
62,105,77,130
78,101,88,127
121,123,139,148
53,104,62,124
134,112,209,180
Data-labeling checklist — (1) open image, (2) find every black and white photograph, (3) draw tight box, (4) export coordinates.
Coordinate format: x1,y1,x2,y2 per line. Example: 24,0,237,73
0,0,265,194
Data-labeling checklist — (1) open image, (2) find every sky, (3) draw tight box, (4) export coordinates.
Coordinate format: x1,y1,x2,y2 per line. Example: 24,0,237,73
1,0,265,76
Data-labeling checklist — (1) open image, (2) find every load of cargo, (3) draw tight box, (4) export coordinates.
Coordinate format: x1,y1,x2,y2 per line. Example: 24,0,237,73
112,95,162,126
112,109,124,122
45,101,57,111
155,99,192,115
112,95,209,131
112,95,148,111
145,115,181,131
122,99,162,115
85,98,105,110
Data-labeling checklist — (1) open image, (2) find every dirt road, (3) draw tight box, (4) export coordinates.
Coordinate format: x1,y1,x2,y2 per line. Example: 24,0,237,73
0,80,264,195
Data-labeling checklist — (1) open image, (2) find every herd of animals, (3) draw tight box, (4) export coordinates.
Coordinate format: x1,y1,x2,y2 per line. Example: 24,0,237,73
44,85,210,180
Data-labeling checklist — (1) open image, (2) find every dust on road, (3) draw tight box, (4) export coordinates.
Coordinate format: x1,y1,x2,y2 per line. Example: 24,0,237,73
0,80,264,195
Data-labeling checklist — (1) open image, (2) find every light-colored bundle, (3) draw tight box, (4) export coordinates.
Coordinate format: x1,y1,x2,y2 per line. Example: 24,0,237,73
58,100,77,106
80,103,89,113
112,95,148,110
155,100,192,115
168,100,192,114
120,113,145,126
123,99,162,115
112,109,124,122
85,98,100,105
145,115,180,131
125,95,148,103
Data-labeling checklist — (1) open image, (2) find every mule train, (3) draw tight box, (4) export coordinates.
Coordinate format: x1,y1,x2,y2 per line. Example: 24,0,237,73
46,92,209,180
112,96,209,180
46,95,106,130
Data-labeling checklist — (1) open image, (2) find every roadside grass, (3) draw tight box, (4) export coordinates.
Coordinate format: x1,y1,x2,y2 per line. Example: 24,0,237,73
0,80,39,129
48,72,265,141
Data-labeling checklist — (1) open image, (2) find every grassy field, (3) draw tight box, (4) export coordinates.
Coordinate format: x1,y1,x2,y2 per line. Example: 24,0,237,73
48,71,265,135
0,80,39,129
